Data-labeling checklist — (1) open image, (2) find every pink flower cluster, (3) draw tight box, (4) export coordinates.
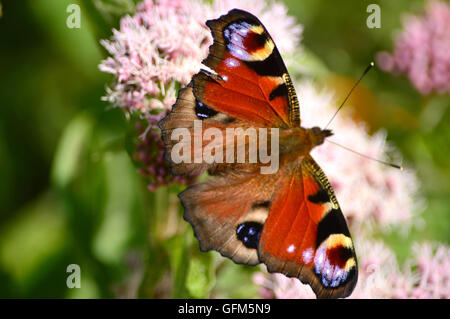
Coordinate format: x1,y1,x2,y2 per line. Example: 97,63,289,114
411,242,450,298
376,1,450,95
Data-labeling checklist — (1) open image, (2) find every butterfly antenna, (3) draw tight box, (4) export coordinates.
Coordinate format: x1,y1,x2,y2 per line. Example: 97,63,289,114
324,62,375,130
326,139,403,170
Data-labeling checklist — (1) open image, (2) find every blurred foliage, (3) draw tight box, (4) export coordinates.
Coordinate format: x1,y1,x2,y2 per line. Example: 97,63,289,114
0,0,448,298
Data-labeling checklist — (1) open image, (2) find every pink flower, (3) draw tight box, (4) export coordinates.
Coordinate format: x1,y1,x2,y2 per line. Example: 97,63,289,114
376,1,450,95
410,242,450,298
349,238,415,299
99,0,208,114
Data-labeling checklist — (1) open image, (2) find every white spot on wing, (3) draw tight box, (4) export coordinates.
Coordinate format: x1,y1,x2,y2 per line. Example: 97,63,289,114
287,244,295,253
225,57,240,68
302,248,314,264
228,45,251,60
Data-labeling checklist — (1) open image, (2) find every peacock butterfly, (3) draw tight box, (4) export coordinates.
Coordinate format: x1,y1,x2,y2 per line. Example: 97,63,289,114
159,9,357,299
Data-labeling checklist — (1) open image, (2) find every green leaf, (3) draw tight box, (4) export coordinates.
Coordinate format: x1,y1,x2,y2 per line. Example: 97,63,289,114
0,192,67,288
91,151,138,264
51,113,94,189
212,258,259,299
186,248,215,298
164,233,189,298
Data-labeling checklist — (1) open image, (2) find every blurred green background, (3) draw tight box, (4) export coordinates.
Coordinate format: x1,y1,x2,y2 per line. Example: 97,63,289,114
0,0,448,298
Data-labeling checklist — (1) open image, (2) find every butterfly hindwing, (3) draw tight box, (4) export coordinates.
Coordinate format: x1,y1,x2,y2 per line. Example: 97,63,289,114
179,154,357,299
258,156,357,298
179,168,284,266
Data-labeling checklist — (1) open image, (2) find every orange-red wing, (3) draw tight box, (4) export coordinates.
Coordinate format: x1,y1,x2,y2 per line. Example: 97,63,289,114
193,9,300,128
258,156,358,299
179,167,284,267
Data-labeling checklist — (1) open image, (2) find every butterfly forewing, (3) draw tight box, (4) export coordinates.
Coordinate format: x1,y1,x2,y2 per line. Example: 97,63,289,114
194,9,300,127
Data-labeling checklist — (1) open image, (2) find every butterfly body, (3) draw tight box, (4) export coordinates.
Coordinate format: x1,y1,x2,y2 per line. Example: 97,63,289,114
284,126,332,151
159,9,357,299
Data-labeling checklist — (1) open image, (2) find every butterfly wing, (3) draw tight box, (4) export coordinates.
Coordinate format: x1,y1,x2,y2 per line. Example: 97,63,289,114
194,9,300,127
179,167,282,266
160,9,357,299
258,156,358,298
179,155,357,298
